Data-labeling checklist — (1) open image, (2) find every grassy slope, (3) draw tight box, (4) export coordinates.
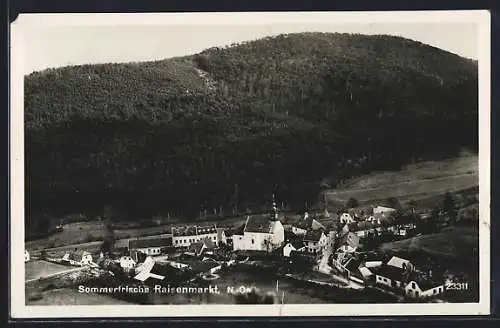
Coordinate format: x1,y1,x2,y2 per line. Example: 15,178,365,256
378,226,479,263
325,151,478,206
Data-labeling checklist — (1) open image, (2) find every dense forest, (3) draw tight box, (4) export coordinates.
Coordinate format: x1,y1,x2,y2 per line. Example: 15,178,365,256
24,32,478,231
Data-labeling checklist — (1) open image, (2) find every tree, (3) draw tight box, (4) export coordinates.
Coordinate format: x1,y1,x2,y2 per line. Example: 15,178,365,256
346,197,359,209
443,192,457,224
386,197,403,211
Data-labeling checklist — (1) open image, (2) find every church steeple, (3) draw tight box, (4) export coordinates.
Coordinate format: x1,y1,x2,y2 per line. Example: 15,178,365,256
271,193,279,220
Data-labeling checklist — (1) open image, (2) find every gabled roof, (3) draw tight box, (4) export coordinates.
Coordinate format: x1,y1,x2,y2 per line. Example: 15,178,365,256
232,223,246,236
244,215,275,234
216,227,227,241
129,237,173,249
303,230,324,242
286,239,306,250
344,257,362,272
337,232,360,249
387,256,410,269
407,272,443,291
375,264,405,282
187,242,204,255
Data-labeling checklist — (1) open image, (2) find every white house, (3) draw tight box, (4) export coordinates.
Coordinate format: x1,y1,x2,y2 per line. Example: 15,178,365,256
24,250,30,262
233,215,285,252
63,250,93,266
405,280,445,299
373,206,397,215
119,256,137,271
340,213,355,224
283,239,306,257
129,237,173,256
303,230,328,254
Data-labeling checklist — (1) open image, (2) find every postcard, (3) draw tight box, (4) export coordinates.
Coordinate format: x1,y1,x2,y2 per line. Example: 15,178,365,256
10,10,491,318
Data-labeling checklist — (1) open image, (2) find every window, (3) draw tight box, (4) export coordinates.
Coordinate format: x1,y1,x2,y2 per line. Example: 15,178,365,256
411,282,416,289
175,240,178,244
433,289,437,294
251,239,255,244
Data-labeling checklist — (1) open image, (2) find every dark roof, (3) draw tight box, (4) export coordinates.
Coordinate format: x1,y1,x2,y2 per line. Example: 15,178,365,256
288,239,305,249
172,225,217,236
375,265,405,282
337,232,360,249
304,230,324,242
244,215,274,233
187,242,204,255
232,223,246,236
344,257,362,272
352,221,375,231
129,237,172,249
408,272,443,291
202,237,216,249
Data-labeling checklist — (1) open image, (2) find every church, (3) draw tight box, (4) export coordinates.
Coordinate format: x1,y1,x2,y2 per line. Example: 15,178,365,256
232,194,285,252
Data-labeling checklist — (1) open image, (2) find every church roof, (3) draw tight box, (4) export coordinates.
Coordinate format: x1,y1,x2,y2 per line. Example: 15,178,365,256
244,215,275,234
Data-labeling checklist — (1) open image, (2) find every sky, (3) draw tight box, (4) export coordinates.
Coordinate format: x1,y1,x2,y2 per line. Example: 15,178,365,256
20,20,479,75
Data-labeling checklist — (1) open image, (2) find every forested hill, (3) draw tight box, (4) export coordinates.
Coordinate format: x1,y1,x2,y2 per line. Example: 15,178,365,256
25,32,478,225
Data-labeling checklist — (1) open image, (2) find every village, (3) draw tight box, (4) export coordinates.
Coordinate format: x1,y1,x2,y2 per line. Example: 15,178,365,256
25,193,474,304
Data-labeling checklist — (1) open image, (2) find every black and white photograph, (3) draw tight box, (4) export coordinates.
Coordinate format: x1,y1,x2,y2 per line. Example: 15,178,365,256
10,11,491,317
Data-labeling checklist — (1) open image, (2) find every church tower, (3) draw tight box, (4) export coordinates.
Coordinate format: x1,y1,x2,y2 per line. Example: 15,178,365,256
271,193,279,220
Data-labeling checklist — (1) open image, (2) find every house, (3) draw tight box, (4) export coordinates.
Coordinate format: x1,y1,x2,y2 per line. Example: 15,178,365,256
134,256,165,282
405,278,445,299
303,230,328,255
128,237,173,256
291,212,326,236
24,250,30,262
232,215,285,252
373,206,397,215
336,232,360,253
185,238,216,257
62,250,93,266
283,239,306,257
374,256,413,289
171,225,218,248
339,213,355,224
216,228,228,246
119,256,136,271
351,221,376,238
374,264,406,288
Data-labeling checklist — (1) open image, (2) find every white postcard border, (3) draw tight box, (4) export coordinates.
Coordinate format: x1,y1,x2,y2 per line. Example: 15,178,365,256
10,10,491,318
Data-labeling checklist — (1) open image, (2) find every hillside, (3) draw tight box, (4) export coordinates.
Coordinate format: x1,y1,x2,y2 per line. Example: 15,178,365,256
24,32,479,232
325,152,478,207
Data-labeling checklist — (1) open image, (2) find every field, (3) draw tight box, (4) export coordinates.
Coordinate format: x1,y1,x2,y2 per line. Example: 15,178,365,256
25,260,73,281
26,287,133,305
378,226,479,263
325,152,478,206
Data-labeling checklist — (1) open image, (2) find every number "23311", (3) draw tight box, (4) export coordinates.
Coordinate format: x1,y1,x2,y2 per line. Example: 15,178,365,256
445,282,469,290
